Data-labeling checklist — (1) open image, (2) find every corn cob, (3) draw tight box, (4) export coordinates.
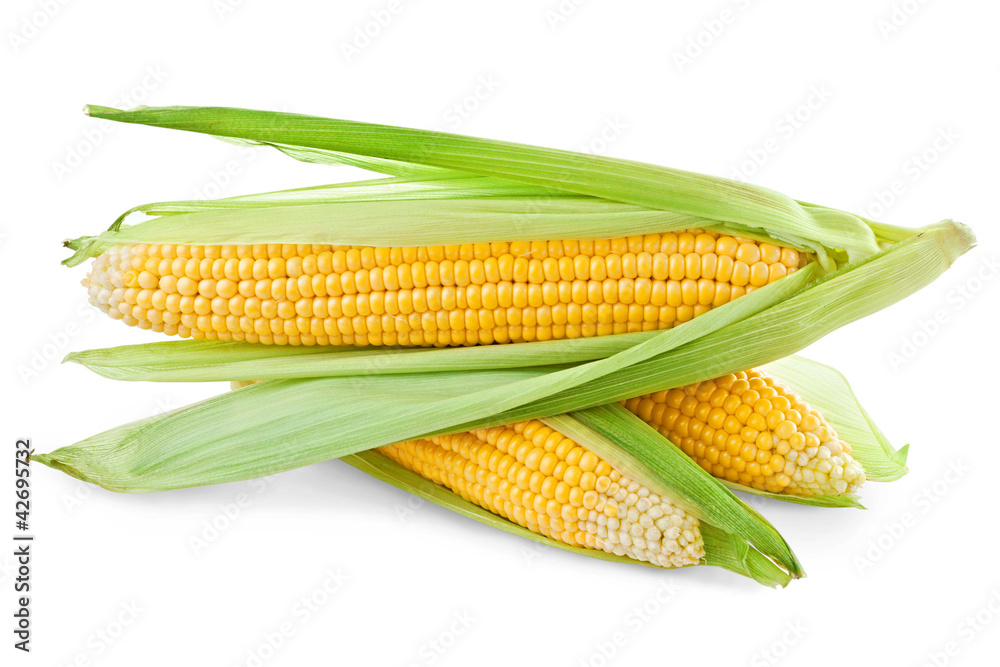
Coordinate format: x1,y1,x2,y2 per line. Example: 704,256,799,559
84,230,801,347
624,369,865,496
379,419,705,567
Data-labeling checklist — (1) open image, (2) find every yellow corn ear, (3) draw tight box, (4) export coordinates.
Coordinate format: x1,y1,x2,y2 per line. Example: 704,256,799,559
86,230,801,346
624,369,865,496
380,419,705,568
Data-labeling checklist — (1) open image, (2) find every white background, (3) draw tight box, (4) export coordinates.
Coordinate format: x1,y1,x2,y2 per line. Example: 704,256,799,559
3,1,999,665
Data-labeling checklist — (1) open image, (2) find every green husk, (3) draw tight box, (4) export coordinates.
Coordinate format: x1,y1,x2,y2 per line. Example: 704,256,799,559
67,197,713,257
62,104,972,289
102,174,578,227
63,333,660,382
80,104,878,262
63,104,942,275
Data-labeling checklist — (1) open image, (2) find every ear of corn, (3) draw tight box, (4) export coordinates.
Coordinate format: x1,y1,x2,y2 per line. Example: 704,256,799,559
375,376,860,565
622,368,866,498
379,422,707,569
63,265,808,381
81,229,802,346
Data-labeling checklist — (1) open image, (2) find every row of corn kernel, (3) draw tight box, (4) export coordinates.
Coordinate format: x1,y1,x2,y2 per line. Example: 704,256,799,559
154,321,684,347
127,279,757,316
126,246,798,287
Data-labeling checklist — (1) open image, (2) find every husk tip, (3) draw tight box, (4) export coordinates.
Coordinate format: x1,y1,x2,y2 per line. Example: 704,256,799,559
84,104,135,119
889,443,910,472
61,236,98,267
29,448,123,491
926,219,976,264
27,450,50,467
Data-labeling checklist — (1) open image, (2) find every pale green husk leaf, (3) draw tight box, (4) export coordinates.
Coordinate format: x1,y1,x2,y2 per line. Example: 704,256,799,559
81,105,877,255
63,104,929,274
101,174,578,231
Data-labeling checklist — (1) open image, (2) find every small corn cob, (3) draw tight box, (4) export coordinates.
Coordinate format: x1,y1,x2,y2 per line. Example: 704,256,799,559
379,420,705,568
624,369,865,496
84,230,801,347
